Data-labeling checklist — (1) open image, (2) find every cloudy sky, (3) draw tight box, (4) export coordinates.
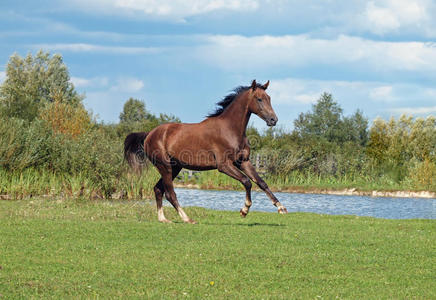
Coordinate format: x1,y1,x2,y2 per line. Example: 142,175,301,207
1,0,435,129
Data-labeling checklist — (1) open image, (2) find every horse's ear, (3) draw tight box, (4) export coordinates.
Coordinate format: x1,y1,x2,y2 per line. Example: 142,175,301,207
251,80,257,91
262,80,270,90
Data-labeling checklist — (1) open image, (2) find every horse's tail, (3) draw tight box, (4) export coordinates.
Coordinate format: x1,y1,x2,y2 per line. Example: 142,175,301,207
124,132,149,171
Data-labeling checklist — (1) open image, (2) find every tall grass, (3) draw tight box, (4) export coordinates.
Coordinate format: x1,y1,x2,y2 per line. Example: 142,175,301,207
0,167,160,200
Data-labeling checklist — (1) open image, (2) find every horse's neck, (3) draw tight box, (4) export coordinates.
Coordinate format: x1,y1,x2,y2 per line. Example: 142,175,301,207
220,92,251,139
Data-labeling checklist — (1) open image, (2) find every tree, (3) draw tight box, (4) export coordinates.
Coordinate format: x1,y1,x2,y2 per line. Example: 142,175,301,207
0,50,83,121
294,93,344,143
118,98,158,137
366,117,389,164
343,110,368,146
157,113,180,124
119,98,154,124
294,92,368,145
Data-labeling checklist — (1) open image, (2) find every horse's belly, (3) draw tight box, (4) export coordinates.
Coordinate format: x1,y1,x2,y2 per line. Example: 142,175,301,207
182,165,216,171
173,150,217,169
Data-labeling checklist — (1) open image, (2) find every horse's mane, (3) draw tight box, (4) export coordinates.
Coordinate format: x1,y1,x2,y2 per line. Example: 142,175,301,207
207,83,265,118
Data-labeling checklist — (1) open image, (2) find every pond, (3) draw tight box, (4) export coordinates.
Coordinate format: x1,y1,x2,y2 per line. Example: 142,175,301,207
174,188,436,219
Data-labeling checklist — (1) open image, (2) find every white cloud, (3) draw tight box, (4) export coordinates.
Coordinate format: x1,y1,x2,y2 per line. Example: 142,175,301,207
365,2,400,34
59,0,436,38
269,79,320,104
269,77,436,106
369,86,394,101
269,78,380,106
196,34,436,75
71,75,143,93
111,77,144,93
33,43,161,54
0,71,5,84
69,0,258,20
363,0,429,35
71,77,90,87
71,76,109,88
390,106,436,115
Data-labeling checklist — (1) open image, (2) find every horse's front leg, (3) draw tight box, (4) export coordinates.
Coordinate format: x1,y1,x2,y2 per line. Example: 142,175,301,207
217,161,253,217
238,160,288,214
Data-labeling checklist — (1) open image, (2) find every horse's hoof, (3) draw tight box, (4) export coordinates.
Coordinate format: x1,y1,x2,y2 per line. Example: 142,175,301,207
240,209,248,218
185,219,197,224
159,219,172,224
278,207,288,214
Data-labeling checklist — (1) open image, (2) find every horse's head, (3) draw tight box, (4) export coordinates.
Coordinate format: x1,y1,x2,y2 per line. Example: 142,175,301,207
248,80,278,127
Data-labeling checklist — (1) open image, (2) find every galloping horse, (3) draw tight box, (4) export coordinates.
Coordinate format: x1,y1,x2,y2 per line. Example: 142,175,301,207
124,80,288,223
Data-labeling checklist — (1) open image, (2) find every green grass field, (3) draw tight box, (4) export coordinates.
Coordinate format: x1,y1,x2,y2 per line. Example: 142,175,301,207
0,198,434,299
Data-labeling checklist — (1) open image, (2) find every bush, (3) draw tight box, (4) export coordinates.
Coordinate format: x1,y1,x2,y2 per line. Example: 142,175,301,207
0,118,53,170
39,100,92,138
408,158,436,190
0,116,127,196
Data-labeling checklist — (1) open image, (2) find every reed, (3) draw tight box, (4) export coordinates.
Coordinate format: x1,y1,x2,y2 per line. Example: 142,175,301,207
0,167,160,200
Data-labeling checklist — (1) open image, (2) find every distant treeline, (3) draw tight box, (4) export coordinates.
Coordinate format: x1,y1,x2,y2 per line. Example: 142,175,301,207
245,93,435,191
0,51,434,198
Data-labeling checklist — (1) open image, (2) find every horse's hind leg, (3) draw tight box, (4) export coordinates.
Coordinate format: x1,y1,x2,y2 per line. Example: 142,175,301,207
154,178,171,223
159,164,196,224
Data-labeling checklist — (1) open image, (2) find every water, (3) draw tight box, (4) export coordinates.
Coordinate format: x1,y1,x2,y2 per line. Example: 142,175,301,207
174,188,436,219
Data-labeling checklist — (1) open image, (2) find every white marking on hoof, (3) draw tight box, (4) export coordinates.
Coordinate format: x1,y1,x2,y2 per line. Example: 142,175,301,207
240,208,248,218
278,206,288,214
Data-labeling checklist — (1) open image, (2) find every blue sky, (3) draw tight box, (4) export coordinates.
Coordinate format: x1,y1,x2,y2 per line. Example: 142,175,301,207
1,0,435,129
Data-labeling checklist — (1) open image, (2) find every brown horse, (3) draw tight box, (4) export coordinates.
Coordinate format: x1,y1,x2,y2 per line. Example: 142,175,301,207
124,80,288,223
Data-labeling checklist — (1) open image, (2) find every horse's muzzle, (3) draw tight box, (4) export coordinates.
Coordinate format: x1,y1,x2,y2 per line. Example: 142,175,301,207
266,116,278,127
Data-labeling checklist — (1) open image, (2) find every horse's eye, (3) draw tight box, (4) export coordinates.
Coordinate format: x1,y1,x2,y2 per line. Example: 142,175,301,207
257,98,262,102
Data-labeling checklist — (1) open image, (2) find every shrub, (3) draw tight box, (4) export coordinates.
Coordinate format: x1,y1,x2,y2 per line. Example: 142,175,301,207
0,118,53,170
39,100,92,138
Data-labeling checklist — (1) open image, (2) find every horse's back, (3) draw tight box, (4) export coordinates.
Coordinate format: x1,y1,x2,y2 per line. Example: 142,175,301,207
145,120,219,168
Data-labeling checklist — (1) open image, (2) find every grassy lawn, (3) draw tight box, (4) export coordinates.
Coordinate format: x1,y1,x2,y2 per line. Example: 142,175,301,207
0,199,434,299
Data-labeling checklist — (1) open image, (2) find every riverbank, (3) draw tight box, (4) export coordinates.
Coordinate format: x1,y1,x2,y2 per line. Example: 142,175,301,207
0,168,434,200
174,183,436,199
1,182,434,201
0,198,434,298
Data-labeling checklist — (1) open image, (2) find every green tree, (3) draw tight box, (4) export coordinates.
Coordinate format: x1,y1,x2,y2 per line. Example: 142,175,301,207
118,98,180,135
367,117,389,164
119,98,154,124
157,113,181,124
409,116,436,161
0,50,83,121
292,93,369,176
118,98,171,137
294,93,368,145
343,110,369,146
294,93,344,143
